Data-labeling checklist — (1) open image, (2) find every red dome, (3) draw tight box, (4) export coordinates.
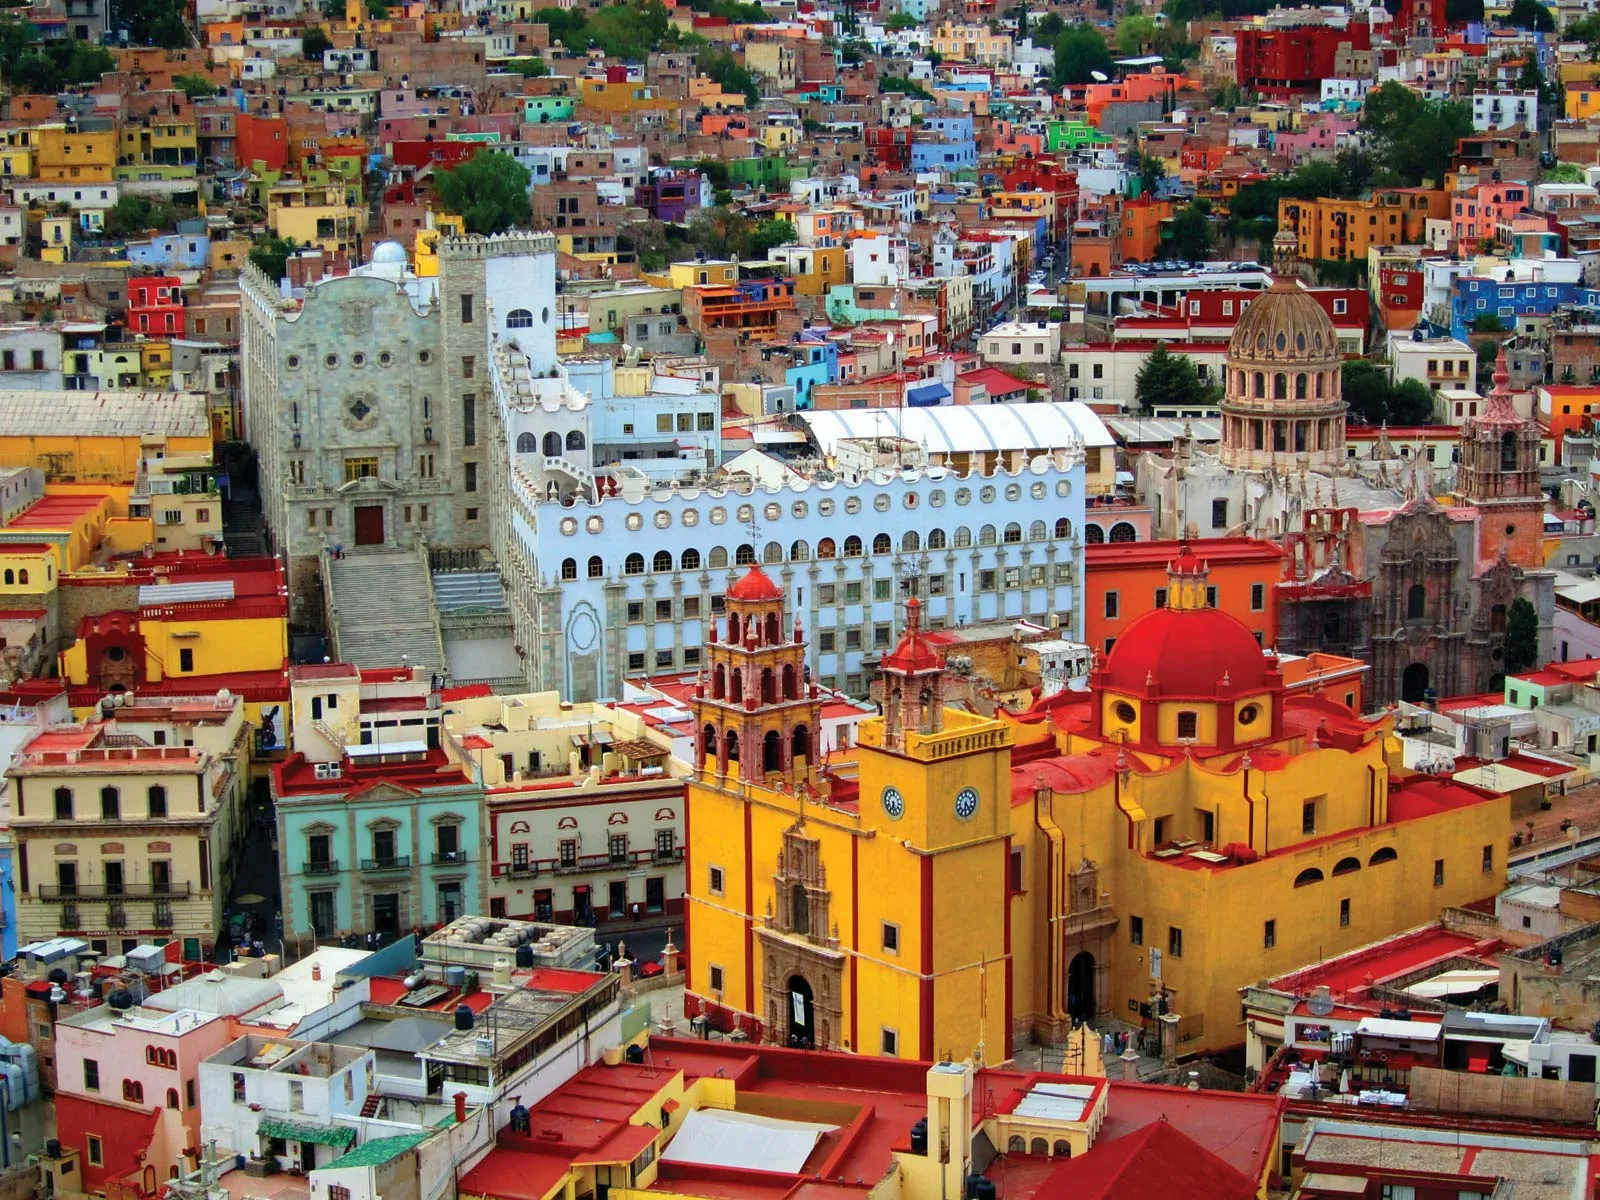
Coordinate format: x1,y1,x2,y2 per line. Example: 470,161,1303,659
881,597,942,674
726,564,783,601
1099,605,1276,699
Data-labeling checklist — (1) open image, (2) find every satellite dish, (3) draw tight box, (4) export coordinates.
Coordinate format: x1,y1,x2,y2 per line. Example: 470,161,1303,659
1090,70,1109,82
1307,991,1335,1017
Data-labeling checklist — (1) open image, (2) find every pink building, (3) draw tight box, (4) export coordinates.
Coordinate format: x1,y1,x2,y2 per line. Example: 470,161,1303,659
1272,115,1358,162
1452,180,1530,249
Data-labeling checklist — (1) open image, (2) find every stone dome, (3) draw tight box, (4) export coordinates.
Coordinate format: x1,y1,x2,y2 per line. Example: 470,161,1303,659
371,240,408,265
1228,275,1340,365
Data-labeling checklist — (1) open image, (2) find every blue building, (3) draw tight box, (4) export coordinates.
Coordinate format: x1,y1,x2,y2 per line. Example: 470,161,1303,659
127,229,211,272
783,338,838,408
1450,275,1600,340
275,665,484,941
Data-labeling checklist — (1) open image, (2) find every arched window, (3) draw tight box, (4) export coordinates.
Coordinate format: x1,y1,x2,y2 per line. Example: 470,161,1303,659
713,664,726,699
1029,520,1047,541
652,550,673,573
783,663,797,699
516,432,536,453
1031,1138,1048,1155
1407,584,1425,620
1109,522,1136,542
702,722,717,760
979,525,997,546
708,547,728,568
3,570,12,586
735,543,757,565
1053,1141,1071,1157
53,787,71,819
902,530,920,552
761,668,776,704
765,612,780,643
791,881,809,934
1369,847,1398,866
560,558,578,581
542,431,561,457
166,1089,179,1110
954,527,972,548
1295,373,1308,400
506,308,534,328
1008,1136,1026,1153
7,568,20,583
1501,430,1518,471
1003,522,1022,543
1316,371,1326,398
1293,867,1324,887
817,537,836,559
730,669,743,703
566,430,586,452
681,548,701,571
101,786,120,819
1332,856,1360,876
624,553,645,575
588,555,604,578
1055,517,1073,539
872,533,891,554
763,541,784,564
1252,371,1265,398
724,729,740,764
928,528,947,549
1273,373,1288,400
843,535,863,557
1085,524,1105,543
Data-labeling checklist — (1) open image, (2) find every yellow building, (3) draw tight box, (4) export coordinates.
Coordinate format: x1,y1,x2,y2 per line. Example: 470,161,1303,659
643,260,738,290
34,125,116,183
1566,81,1600,120
40,216,73,263
685,557,1510,1058
575,76,676,115
0,392,211,485
1279,189,1447,263
765,243,844,296
118,118,199,173
413,214,466,277
7,692,250,956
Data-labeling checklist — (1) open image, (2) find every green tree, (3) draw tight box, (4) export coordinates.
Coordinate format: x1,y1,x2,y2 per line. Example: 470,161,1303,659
505,55,550,76
1135,151,1166,197
1163,204,1213,260
103,195,182,237
1340,360,1436,425
1115,13,1157,54
434,151,532,234
1470,313,1508,333
746,218,795,257
1446,0,1483,19
1360,82,1472,186
1543,161,1587,182
687,206,750,258
1505,0,1553,29
1134,344,1214,413
1504,597,1540,674
535,4,589,44
586,0,669,59
881,75,933,99
886,11,918,28
172,72,218,98
301,26,331,59
248,235,297,281
1052,25,1112,87
696,47,760,106
1034,11,1063,37
366,0,387,17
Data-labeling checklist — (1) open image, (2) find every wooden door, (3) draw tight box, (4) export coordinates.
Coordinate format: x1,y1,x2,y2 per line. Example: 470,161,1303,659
353,505,384,546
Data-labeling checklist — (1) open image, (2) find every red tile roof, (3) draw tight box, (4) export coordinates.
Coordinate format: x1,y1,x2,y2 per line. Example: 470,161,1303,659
1034,1119,1258,1199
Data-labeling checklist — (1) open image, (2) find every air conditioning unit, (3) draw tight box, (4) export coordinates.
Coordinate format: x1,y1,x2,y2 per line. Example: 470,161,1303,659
313,761,342,780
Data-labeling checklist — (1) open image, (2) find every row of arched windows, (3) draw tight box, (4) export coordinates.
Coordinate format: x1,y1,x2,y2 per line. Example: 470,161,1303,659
559,518,1082,580
710,662,801,704
516,431,586,455
146,1045,177,1068
700,723,811,770
2,568,29,585
1007,1136,1072,1156
1235,369,1335,402
1294,848,1396,887
1083,522,1138,544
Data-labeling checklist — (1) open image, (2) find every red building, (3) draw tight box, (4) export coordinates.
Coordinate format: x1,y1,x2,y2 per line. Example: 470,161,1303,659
997,159,1081,233
1375,260,1425,331
234,111,287,172
127,276,185,336
1235,23,1371,97
866,127,911,170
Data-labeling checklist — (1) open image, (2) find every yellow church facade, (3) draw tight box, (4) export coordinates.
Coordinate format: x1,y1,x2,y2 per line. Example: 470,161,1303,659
684,557,1510,1060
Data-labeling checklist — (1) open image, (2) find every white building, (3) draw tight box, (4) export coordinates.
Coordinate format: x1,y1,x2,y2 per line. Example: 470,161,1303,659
1390,335,1477,396
487,348,1095,700
980,320,1062,369
1471,89,1538,132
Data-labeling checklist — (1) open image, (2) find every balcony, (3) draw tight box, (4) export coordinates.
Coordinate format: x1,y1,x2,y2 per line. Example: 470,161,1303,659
495,847,680,878
360,855,411,872
431,851,469,866
38,881,193,900
303,859,340,876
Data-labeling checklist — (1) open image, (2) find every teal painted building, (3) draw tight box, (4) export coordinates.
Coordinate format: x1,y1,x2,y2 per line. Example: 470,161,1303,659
274,667,486,940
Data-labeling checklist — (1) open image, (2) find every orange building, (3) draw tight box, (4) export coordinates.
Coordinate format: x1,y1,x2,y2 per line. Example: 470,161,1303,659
1084,537,1286,656
1082,70,1184,127
1118,194,1174,263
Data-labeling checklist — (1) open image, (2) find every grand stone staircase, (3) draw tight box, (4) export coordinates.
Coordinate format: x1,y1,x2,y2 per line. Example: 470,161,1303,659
432,570,508,614
326,549,445,673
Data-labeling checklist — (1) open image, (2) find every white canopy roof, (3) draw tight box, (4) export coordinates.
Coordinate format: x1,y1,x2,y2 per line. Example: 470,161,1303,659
660,1109,836,1175
798,401,1113,457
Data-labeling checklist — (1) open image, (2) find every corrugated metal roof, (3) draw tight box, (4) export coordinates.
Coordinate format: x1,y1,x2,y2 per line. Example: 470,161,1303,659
798,400,1112,456
137,579,234,606
0,390,209,438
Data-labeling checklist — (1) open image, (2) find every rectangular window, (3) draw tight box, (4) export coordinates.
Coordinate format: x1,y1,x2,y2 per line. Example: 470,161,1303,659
84,1059,99,1091
343,456,378,483
1483,845,1494,874
462,395,476,446
881,921,899,953
1129,915,1143,946
980,569,997,591
655,599,673,621
1176,711,1197,740
708,964,724,993
1264,919,1275,948
1302,801,1316,835
1340,898,1351,927
459,293,473,323
627,601,644,623
1104,591,1118,619
1168,926,1183,958
708,865,724,896
874,578,892,601
179,648,193,672
1154,587,1168,609
87,1136,102,1167
880,1028,898,1056
1211,497,1227,528
845,629,862,651
819,584,836,605
461,356,475,380
627,652,645,671
845,581,862,604
819,630,836,652
1251,582,1265,612
1434,858,1445,887
464,462,478,492
1009,848,1024,893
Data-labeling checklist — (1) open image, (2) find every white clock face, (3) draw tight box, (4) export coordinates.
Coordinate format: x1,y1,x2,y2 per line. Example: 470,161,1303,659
882,786,904,820
954,787,979,821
